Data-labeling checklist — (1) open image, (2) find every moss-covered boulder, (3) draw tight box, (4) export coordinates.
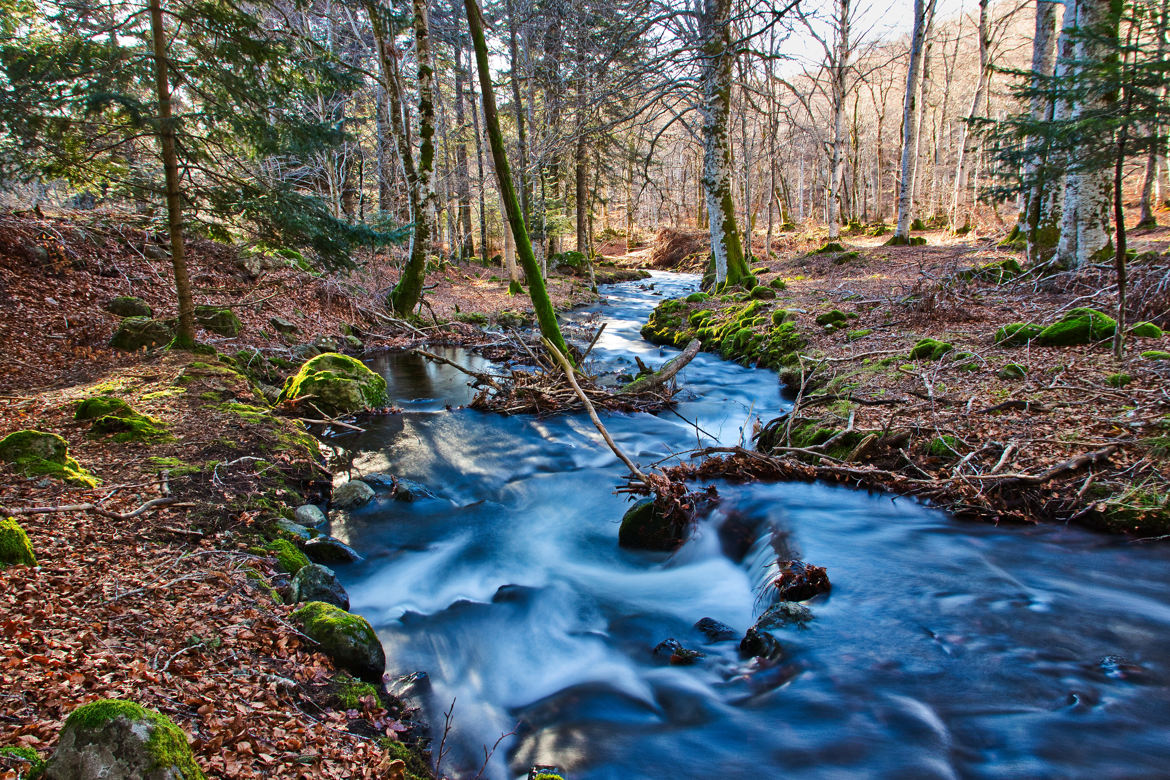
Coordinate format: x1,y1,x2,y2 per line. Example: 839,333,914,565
75,396,169,443
1035,307,1117,346
266,538,309,575
292,601,386,682
749,285,776,300
45,699,205,780
769,277,787,290
1142,350,1170,361
0,517,36,567
109,317,173,351
1130,321,1163,339
1107,372,1133,388
998,363,1027,380
0,430,96,487
289,563,349,610
958,258,1022,284
194,305,241,337
618,498,684,551
909,338,954,361
815,310,849,328
278,353,388,416
995,323,1044,346
815,242,846,254
104,296,152,318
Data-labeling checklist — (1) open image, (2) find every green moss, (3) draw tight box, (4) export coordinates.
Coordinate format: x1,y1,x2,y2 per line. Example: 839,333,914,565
266,538,309,574
0,745,45,778
109,317,174,351
769,277,787,290
76,396,169,443
995,323,1044,346
1035,307,1117,346
910,218,927,231
1107,372,1133,388
815,310,849,328
453,312,489,326
75,396,132,420
278,353,388,415
927,435,959,458
1089,486,1170,535
1130,321,1163,338
291,600,383,674
378,739,432,780
998,363,1027,380
337,675,379,709
63,699,204,779
749,285,776,300
815,242,846,254
909,338,954,361
771,310,793,325
1142,350,1170,361
685,291,710,302
0,430,97,487
0,517,36,567
105,296,152,318
833,251,861,265
194,305,241,337
688,309,714,327
216,402,271,424
958,258,1022,284
533,775,565,780
846,328,873,341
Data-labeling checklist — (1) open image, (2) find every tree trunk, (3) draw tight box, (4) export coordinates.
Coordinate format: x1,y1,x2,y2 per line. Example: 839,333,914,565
466,0,570,357
893,0,935,239
827,0,851,241
951,0,990,231
698,0,750,286
453,20,475,258
1022,0,1062,260
468,59,489,260
507,0,532,226
148,0,194,348
1138,0,1170,227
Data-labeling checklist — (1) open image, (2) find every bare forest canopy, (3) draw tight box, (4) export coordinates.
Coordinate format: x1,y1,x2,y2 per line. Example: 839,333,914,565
1,0,1168,314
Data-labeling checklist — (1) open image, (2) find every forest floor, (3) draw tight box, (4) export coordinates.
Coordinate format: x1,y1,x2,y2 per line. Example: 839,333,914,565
0,211,628,779
639,223,1170,535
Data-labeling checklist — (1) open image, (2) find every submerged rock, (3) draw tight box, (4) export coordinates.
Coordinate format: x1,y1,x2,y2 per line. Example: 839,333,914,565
771,560,831,602
754,602,813,629
278,353,388,416
289,563,349,610
739,627,783,661
45,699,205,779
292,601,385,682
618,498,683,551
693,617,738,642
303,536,361,565
332,479,374,509
653,638,704,665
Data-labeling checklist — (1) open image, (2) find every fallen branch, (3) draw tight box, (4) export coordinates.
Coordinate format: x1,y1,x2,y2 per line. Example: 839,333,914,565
968,445,1119,485
1,496,176,521
622,338,701,394
415,348,505,392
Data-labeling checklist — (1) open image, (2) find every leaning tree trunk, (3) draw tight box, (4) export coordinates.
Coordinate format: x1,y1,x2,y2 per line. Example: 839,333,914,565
698,0,750,286
827,0,851,241
1022,0,1062,261
148,0,195,348
466,0,570,357
1054,0,1116,269
893,0,934,240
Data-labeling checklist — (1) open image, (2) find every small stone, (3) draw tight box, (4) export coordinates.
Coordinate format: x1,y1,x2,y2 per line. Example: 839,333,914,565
289,563,349,610
618,498,683,551
275,519,312,541
739,627,783,660
294,504,327,527
104,296,152,318
693,617,738,642
303,536,361,564
754,602,813,629
269,316,299,335
332,480,374,508
652,638,703,665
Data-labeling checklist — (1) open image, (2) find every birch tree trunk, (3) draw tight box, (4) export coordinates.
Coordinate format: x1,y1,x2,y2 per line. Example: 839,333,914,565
698,0,750,286
893,0,935,240
1054,0,1116,269
1023,0,1061,259
950,0,990,231
453,21,475,259
827,0,851,240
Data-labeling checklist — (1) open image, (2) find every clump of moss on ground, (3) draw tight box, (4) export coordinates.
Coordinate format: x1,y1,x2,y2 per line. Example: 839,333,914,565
0,430,97,487
76,395,171,443
0,517,36,567
265,538,309,574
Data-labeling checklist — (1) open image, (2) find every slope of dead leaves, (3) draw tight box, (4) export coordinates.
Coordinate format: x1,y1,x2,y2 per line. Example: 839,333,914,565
651,223,1170,532
0,351,424,778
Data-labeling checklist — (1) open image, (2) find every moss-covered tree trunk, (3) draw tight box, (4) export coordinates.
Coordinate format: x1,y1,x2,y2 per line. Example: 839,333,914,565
697,0,750,287
148,0,195,349
465,0,570,358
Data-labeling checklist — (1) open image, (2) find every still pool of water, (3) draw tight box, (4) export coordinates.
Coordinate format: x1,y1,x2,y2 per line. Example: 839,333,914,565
323,272,1170,779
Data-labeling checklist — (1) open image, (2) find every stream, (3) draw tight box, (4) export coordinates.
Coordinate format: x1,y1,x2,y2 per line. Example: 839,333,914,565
324,272,1170,779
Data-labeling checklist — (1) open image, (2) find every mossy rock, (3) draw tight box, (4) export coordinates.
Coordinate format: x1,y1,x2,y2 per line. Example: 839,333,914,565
0,430,96,487
749,285,776,300
266,538,309,575
769,277,787,290
995,323,1044,346
815,310,849,328
846,328,873,341
453,312,489,326
109,317,173,351
278,353,388,416
104,296,152,318
926,435,959,458
269,316,298,335
815,242,846,254
684,291,710,303
618,498,683,551
292,601,386,682
76,396,169,443
771,310,794,326
832,251,861,265
909,338,953,361
45,699,205,780
1130,321,1163,338
0,746,45,778
998,363,1027,380
1107,373,1133,388
958,258,1022,284
0,517,36,567
336,674,379,709
1141,350,1170,361
1035,307,1117,346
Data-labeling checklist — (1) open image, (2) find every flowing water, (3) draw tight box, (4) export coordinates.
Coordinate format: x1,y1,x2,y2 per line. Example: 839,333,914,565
324,272,1170,779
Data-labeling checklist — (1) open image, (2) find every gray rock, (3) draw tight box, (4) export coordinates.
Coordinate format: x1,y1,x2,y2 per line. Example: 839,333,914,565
652,638,703,665
294,504,327,527
109,317,173,351
292,343,322,361
618,498,683,551
694,617,738,642
314,335,339,353
739,627,783,661
269,316,299,335
104,296,152,318
755,602,813,629
45,699,203,779
332,479,374,508
275,518,312,541
303,536,361,565
289,563,349,610
144,244,170,260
